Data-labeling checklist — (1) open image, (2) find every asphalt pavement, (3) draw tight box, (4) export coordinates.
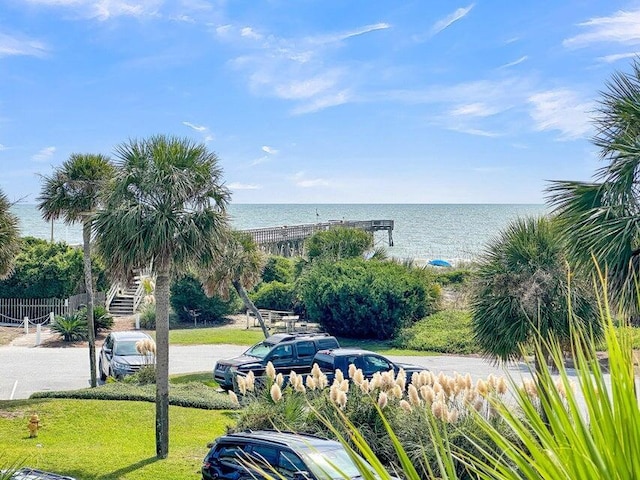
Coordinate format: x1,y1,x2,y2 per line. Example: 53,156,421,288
0,337,538,400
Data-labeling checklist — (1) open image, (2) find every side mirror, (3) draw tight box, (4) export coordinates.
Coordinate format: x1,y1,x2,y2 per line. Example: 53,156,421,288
103,347,112,355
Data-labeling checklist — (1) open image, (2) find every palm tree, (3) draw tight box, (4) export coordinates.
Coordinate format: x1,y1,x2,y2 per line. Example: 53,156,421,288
471,216,599,369
201,230,269,337
94,135,229,459
0,190,21,279
547,59,640,317
38,154,114,388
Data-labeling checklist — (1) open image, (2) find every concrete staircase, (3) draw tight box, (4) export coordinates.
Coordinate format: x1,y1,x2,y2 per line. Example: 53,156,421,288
108,277,142,316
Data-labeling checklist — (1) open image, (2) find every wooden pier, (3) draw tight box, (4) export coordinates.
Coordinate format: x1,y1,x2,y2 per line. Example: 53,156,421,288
242,220,394,257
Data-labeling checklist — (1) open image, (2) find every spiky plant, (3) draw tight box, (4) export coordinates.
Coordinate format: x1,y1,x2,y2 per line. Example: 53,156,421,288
0,190,20,280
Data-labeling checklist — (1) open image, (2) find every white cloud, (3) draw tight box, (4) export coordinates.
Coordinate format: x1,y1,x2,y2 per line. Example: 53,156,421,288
228,182,261,190
449,126,502,137
0,33,48,58
528,89,593,140
250,156,269,166
23,0,162,21
430,4,474,37
32,146,56,162
564,9,640,48
598,52,638,63
217,22,387,114
262,146,278,155
0,144,6,151
292,172,330,188
449,102,503,117
182,121,207,132
499,55,528,69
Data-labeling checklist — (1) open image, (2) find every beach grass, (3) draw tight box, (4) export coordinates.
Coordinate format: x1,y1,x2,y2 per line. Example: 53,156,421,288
0,398,234,480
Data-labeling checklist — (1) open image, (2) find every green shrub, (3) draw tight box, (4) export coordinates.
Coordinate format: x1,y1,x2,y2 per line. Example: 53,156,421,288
51,311,87,342
250,281,297,311
138,302,156,329
433,267,475,286
393,310,479,354
261,256,295,283
0,237,107,298
170,274,240,324
297,258,439,339
31,382,236,410
123,365,156,385
75,305,113,335
305,227,373,262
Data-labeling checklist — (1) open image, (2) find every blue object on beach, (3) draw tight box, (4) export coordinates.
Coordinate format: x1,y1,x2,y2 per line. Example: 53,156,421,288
428,259,452,267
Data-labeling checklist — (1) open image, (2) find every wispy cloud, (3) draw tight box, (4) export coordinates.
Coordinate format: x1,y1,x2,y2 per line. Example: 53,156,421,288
564,9,640,48
528,89,593,140
449,102,503,117
216,22,387,114
262,146,278,155
0,144,7,151
429,4,474,37
498,55,528,69
24,0,163,21
228,182,261,190
598,52,638,63
32,146,56,162
292,172,330,188
183,121,207,132
250,156,269,166
0,33,48,58
182,121,214,142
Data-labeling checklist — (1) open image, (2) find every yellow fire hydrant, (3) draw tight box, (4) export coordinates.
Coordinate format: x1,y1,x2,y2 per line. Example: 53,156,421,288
27,413,40,438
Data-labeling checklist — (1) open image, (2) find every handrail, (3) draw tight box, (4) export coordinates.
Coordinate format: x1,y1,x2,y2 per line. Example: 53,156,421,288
133,279,145,312
105,282,120,311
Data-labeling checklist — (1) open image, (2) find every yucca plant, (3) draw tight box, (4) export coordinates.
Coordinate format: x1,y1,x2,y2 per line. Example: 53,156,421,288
51,311,88,342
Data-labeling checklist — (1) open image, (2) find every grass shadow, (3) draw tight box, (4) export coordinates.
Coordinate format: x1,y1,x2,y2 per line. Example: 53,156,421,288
102,456,159,479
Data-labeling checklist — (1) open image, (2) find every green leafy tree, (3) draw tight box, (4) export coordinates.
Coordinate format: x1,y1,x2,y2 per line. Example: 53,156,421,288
0,237,95,298
94,135,229,459
170,274,239,324
201,231,269,337
471,216,599,367
305,227,373,262
0,191,20,279
38,153,114,388
547,59,640,317
261,255,295,283
298,258,438,339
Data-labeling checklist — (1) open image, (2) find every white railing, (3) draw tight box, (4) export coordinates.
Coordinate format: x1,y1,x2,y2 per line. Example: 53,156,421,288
105,282,120,311
133,280,145,312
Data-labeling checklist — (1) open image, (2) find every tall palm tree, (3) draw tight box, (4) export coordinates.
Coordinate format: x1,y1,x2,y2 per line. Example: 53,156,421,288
38,154,114,388
0,190,21,279
94,135,229,459
547,59,640,317
201,230,269,337
471,216,599,369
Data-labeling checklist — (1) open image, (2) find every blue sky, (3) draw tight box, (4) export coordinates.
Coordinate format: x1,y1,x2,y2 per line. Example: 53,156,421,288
1,1,639,204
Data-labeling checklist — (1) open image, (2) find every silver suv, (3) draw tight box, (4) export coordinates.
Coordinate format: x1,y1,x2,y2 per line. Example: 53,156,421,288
98,331,155,380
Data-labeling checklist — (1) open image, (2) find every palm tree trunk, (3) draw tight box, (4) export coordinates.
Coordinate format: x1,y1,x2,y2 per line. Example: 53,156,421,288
155,266,170,459
232,279,269,338
82,220,97,388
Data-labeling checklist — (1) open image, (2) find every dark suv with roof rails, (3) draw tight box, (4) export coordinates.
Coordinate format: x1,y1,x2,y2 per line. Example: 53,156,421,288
202,430,388,480
213,333,339,390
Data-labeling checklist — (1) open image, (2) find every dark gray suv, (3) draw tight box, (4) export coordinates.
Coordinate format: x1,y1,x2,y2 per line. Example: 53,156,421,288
213,333,339,390
202,430,380,480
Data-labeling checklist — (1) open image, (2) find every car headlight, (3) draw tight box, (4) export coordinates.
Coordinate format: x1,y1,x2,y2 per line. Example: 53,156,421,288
111,360,130,371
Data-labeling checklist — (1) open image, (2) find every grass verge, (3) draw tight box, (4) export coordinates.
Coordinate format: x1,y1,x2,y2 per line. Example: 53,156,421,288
168,327,264,346
0,398,235,480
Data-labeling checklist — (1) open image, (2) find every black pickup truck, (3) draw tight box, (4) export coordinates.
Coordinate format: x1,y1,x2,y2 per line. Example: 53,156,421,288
312,348,427,381
213,332,340,390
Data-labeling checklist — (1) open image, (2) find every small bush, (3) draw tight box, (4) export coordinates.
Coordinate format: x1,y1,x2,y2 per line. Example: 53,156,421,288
170,274,241,324
123,365,156,385
138,303,156,329
393,310,478,354
261,256,295,283
51,311,87,342
75,305,114,335
250,281,297,311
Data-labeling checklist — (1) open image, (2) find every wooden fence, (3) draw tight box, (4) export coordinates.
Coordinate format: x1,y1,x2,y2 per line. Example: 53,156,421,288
0,292,105,326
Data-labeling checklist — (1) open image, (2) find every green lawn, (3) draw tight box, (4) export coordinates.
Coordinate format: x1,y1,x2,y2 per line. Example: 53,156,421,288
0,398,235,480
168,327,264,346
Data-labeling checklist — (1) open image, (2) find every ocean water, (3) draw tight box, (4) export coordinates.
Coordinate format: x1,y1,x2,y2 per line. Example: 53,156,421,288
10,204,547,263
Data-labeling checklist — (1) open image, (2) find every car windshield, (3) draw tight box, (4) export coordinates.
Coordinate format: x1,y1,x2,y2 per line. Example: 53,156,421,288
114,340,144,356
244,342,275,359
301,447,370,479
